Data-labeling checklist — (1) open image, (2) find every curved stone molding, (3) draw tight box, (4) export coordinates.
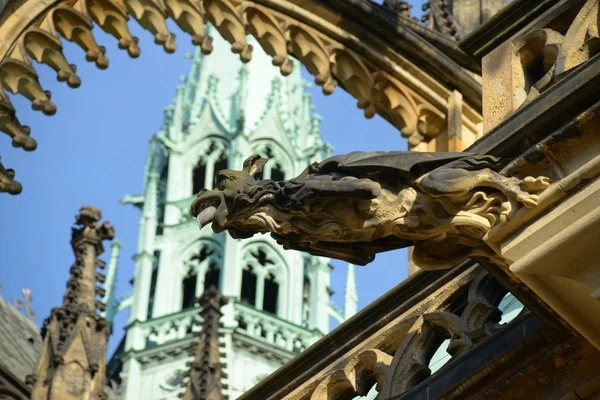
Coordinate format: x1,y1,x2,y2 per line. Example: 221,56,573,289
253,265,520,400
0,0,482,193
512,0,599,108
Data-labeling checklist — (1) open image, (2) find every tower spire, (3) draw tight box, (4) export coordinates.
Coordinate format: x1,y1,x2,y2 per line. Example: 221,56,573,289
234,65,249,133
30,206,115,400
344,263,358,319
181,286,228,400
102,238,122,332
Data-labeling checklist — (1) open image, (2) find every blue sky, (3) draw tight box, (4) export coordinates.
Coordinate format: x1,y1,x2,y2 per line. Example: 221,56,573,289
0,2,428,355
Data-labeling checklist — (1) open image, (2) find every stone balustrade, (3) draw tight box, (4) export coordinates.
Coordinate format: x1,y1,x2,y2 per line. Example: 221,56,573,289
139,307,202,348
233,302,320,354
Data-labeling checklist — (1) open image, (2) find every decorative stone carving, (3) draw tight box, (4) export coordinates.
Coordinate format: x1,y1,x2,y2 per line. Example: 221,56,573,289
30,206,114,400
191,153,550,270
181,286,227,400
0,0,483,193
0,157,21,194
254,264,521,400
514,0,600,107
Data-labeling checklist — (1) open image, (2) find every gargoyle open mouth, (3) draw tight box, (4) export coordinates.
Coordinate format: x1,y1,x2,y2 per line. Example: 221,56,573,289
191,191,225,231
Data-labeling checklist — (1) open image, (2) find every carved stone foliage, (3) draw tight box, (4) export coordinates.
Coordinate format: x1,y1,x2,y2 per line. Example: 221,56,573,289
30,206,114,400
0,0,473,193
515,0,600,106
274,266,520,400
192,153,550,271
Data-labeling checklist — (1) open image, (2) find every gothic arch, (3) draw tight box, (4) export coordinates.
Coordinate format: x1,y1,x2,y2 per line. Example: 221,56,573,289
188,136,229,193
251,139,294,180
176,237,224,309
240,240,289,317
0,0,482,193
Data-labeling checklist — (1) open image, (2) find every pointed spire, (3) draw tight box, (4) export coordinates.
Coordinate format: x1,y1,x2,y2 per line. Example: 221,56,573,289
181,286,228,400
344,264,358,319
102,239,122,332
234,65,249,133
30,206,114,400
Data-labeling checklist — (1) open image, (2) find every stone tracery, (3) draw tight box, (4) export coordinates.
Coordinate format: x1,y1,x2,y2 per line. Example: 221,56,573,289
0,0,483,193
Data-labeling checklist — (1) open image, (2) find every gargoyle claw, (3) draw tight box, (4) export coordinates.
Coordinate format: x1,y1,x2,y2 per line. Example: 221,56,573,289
522,176,551,192
517,193,539,208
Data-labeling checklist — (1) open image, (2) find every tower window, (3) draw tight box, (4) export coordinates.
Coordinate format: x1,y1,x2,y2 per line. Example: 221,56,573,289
271,165,285,182
263,273,279,314
157,165,168,235
147,251,160,319
214,157,228,176
181,271,197,309
204,262,220,291
241,267,257,306
193,161,207,195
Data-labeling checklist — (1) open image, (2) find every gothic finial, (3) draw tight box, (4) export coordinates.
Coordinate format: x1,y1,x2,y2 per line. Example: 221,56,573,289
32,205,114,399
14,288,36,322
182,286,228,400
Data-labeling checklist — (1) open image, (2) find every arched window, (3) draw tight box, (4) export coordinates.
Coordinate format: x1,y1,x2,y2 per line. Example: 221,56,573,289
263,273,279,314
156,165,168,235
241,267,257,306
204,261,220,291
181,271,197,309
271,164,285,182
241,245,286,316
182,241,223,310
147,251,160,318
193,161,206,195
214,156,228,177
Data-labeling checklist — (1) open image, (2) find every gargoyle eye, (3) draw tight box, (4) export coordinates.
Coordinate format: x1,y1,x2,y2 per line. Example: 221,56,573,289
218,179,227,191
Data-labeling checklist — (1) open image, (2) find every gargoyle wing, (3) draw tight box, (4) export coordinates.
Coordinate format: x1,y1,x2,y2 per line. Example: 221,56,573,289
316,151,476,181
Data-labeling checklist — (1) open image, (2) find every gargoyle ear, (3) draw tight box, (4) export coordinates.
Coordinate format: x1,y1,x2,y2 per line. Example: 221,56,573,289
243,154,269,177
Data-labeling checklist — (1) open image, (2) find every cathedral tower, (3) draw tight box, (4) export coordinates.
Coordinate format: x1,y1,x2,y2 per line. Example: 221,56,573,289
110,26,347,399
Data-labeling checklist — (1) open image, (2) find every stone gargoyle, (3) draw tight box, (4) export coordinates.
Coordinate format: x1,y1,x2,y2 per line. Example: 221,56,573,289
191,152,550,270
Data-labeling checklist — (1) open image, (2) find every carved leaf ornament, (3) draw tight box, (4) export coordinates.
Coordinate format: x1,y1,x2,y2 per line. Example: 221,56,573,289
0,0,452,193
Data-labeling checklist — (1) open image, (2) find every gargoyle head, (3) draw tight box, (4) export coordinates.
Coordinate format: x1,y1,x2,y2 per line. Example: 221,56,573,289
191,154,418,265
191,151,550,268
191,154,271,239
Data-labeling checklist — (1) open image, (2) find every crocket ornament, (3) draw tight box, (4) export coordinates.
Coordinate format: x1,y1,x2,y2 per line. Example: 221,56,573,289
191,152,550,270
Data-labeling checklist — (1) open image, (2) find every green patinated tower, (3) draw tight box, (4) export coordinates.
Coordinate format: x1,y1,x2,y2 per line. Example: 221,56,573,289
104,26,357,399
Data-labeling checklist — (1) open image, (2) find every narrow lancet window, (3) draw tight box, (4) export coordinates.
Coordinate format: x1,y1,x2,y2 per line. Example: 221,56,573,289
241,267,257,306
263,273,279,314
181,271,197,309
271,165,285,182
147,251,160,318
193,162,207,195
204,262,220,291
